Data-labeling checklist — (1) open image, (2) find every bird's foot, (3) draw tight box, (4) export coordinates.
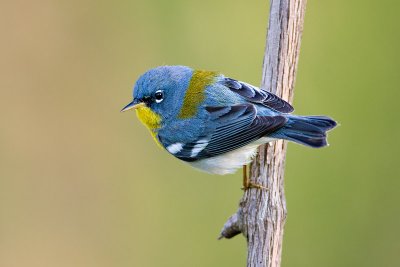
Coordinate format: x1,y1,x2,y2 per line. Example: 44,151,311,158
242,165,268,191
242,182,269,191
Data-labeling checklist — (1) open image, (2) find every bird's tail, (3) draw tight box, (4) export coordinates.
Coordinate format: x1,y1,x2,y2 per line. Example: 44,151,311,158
275,115,337,148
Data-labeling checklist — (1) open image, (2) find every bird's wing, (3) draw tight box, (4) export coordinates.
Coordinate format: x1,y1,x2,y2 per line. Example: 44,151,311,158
220,77,294,113
166,104,287,162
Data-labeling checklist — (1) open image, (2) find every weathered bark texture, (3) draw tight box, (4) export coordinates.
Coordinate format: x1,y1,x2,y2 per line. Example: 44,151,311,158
219,1,307,267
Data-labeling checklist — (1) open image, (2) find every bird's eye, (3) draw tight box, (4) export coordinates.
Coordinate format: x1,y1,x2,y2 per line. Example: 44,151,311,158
154,90,164,103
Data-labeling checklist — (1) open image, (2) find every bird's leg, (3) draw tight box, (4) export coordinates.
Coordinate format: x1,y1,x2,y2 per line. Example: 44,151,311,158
243,164,248,189
242,165,269,191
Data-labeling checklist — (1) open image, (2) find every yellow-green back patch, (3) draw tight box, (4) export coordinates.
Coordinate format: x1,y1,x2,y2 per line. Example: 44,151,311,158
178,70,217,119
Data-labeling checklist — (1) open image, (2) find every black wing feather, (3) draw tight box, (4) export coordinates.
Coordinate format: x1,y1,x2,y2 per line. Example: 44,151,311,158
176,104,287,162
222,78,294,113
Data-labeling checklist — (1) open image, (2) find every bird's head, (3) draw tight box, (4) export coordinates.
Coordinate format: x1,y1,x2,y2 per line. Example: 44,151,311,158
121,66,193,129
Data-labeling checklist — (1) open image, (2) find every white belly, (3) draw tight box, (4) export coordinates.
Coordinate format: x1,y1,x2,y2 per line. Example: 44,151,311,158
188,138,275,175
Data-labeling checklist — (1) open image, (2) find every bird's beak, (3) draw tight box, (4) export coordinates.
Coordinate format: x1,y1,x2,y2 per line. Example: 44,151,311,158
120,100,146,112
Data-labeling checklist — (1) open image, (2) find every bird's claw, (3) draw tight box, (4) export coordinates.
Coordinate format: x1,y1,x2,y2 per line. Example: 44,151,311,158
242,182,269,191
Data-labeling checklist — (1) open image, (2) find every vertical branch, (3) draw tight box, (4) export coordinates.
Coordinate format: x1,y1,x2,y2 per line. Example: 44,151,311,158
219,1,307,267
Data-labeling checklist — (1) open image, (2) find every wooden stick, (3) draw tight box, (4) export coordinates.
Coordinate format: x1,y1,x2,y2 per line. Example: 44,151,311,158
219,1,307,266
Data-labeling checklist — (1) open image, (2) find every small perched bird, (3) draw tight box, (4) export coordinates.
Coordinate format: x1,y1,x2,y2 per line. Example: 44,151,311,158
122,66,336,187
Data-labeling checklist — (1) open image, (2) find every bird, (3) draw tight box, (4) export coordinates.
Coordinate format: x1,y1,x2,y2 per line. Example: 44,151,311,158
121,66,336,189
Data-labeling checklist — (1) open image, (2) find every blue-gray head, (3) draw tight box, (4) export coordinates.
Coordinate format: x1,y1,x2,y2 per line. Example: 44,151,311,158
121,66,193,121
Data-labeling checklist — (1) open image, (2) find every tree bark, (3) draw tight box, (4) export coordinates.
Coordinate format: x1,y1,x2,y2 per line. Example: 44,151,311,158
219,1,307,267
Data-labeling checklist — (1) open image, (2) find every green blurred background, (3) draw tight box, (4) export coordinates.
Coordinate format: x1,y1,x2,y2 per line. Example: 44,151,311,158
1,0,399,266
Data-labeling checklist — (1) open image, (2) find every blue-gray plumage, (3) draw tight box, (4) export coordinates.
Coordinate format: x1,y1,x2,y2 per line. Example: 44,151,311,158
122,66,337,175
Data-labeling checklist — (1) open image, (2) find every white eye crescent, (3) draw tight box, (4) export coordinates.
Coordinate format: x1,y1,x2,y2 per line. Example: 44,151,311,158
154,90,164,103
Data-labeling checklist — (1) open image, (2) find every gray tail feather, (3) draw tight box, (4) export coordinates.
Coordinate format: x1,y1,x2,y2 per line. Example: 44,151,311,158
277,115,337,148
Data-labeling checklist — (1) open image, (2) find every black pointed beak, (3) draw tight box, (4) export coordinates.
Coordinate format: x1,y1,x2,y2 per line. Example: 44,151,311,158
120,99,146,112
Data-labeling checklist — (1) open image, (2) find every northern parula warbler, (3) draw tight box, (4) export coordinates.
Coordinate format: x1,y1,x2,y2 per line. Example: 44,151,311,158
122,66,336,177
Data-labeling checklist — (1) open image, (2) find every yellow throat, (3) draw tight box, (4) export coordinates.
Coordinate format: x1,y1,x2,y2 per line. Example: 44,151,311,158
135,106,162,146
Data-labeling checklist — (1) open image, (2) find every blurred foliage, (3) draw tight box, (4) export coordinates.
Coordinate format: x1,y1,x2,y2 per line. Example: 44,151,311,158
1,0,399,266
